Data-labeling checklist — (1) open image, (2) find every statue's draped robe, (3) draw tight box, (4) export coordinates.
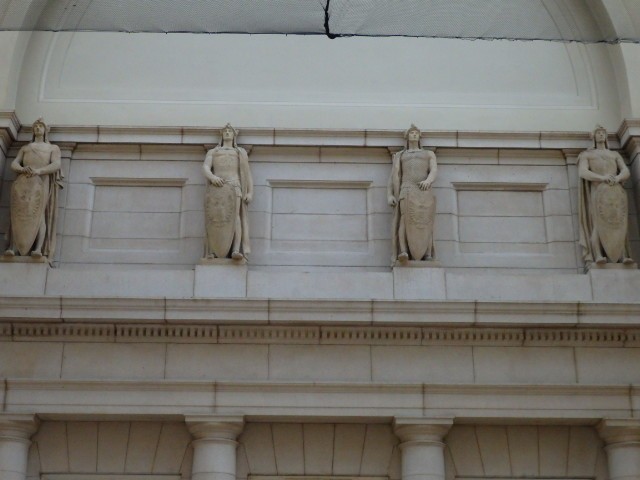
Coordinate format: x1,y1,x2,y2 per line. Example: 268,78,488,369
6,144,63,264
204,146,251,258
389,149,436,262
578,149,631,264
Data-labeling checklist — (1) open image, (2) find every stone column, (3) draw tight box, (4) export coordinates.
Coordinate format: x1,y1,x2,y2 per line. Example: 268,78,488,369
598,419,640,480
393,418,454,480
186,415,244,480
0,414,39,480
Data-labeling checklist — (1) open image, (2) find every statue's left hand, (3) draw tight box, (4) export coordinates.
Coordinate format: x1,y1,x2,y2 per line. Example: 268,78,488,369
419,180,432,190
244,193,253,204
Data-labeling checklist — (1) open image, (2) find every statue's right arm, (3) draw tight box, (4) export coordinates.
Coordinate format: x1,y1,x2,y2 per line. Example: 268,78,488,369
10,148,26,174
578,154,606,182
203,151,223,185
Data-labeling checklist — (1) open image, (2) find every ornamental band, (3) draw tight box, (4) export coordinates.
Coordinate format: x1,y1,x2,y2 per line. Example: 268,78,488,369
4,118,63,262
202,124,253,261
388,124,438,264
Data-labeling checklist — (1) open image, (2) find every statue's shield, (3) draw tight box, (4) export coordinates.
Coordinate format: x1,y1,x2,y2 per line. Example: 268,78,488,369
11,174,47,256
405,188,436,261
594,182,628,262
205,183,237,258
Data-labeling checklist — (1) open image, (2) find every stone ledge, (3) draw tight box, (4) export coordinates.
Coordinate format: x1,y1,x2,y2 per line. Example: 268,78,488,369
3,379,636,420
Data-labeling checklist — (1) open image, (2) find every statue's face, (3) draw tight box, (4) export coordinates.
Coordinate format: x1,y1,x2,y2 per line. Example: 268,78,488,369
222,127,235,141
407,129,420,143
33,122,45,137
595,129,607,143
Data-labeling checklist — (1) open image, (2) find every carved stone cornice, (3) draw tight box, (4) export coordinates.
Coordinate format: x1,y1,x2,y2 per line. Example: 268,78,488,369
6,124,613,150
3,322,640,347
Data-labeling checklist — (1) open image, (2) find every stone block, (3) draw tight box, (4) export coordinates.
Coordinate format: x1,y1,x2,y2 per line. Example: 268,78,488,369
458,190,544,216
333,424,366,475
590,269,640,302
566,427,601,477
446,273,591,301
46,268,194,297
507,426,539,476
473,347,576,384
165,344,268,380
61,343,166,380
240,423,277,474
35,422,69,472
97,422,129,472
272,213,367,241
575,348,640,384
458,216,547,243
539,426,569,476
371,346,474,383
0,342,63,378
543,189,572,215
475,426,511,476
269,345,371,381
67,422,98,472
0,263,48,296
194,264,247,298
247,271,393,299
153,422,192,473
302,424,334,475
360,424,397,475
445,426,484,476
125,422,163,473
393,266,446,300
272,424,304,474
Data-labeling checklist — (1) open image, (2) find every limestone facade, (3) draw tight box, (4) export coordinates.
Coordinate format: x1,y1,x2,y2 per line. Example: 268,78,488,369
2,1,640,480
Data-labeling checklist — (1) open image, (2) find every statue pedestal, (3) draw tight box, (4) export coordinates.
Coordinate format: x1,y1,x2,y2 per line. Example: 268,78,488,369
586,262,637,271
392,262,445,300
0,255,48,264
195,260,248,298
393,259,441,268
0,262,49,295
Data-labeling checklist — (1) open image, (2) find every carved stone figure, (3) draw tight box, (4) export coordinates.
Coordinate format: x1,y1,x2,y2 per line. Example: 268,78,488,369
202,124,253,261
4,118,63,262
388,124,438,264
578,126,634,267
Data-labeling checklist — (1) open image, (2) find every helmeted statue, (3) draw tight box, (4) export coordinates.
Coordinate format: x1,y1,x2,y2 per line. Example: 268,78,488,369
202,124,253,261
388,124,438,264
578,126,634,268
4,118,63,262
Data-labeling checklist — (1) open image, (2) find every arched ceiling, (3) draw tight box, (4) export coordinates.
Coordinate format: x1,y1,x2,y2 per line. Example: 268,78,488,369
0,0,638,42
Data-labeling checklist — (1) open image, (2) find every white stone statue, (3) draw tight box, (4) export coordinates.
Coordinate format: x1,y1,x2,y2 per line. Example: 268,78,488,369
202,124,253,261
578,126,634,267
4,118,63,262
388,124,438,264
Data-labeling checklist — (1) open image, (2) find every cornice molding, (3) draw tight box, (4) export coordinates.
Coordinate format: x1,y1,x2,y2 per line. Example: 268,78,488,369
4,379,637,421
6,123,607,150
2,297,640,329
3,322,640,347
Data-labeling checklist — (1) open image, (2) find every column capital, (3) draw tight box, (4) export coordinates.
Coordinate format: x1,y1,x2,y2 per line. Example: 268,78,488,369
185,415,244,441
598,418,640,445
393,417,453,443
0,414,39,443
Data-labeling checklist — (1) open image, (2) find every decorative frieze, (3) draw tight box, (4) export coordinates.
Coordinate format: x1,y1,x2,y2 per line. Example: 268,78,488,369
1,323,639,347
